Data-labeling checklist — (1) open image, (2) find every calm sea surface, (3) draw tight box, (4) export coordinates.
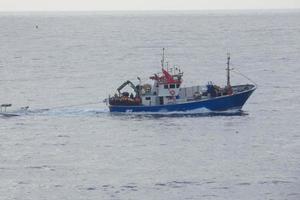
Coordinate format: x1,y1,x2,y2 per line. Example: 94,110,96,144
0,10,300,200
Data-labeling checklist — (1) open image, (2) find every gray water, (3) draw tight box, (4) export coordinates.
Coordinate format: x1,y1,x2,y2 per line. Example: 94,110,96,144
0,10,300,200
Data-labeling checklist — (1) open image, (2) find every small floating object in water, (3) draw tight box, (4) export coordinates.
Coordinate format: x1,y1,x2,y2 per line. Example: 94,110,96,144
1,104,12,112
0,104,19,117
106,49,256,113
35,25,39,29
20,106,29,111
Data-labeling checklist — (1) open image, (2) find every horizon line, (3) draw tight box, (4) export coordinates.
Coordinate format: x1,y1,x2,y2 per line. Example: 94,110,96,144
0,8,299,12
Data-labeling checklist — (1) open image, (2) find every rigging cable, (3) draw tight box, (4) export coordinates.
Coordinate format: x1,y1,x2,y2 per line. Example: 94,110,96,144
230,62,258,88
231,68,258,88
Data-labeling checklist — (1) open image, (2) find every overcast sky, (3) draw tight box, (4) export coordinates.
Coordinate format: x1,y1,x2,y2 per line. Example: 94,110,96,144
0,0,299,11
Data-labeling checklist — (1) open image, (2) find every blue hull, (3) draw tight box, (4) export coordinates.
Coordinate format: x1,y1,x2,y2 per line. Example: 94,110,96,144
109,86,255,113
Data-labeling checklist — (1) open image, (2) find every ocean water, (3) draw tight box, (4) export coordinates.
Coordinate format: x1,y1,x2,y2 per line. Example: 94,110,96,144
0,10,300,200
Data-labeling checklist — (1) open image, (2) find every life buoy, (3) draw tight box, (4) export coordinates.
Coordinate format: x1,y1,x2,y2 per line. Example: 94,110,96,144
169,90,176,96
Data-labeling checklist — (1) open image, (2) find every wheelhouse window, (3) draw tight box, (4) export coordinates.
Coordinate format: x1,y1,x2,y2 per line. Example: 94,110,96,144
176,84,180,88
170,84,175,89
145,97,151,100
164,84,168,89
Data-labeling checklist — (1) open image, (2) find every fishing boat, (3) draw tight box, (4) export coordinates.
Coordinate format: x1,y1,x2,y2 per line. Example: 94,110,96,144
107,49,256,113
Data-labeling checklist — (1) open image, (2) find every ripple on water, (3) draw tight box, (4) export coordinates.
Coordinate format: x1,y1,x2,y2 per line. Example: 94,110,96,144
54,184,63,188
201,194,218,197
57,134,70,138
211,186,230,190
258,180,292,185
25,165,55,171
121,184,138,191
287,193,300,197
271,180,291,184
154,180,199,189
86,187,97,191
102,184,113,188
155,183,166,186
18,181,29,185
236,182,251,186
205,181,216,184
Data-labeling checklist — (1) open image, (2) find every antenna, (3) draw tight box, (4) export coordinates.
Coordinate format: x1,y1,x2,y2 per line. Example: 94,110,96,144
226,53,231,87
166,61,169,72
161,48,165,69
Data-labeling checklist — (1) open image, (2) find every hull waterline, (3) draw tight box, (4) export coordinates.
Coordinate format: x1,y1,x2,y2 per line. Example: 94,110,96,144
109,86,256,113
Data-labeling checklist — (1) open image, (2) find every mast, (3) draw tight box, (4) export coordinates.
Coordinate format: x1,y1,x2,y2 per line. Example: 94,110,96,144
161,48,165,69
226,53,231,87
